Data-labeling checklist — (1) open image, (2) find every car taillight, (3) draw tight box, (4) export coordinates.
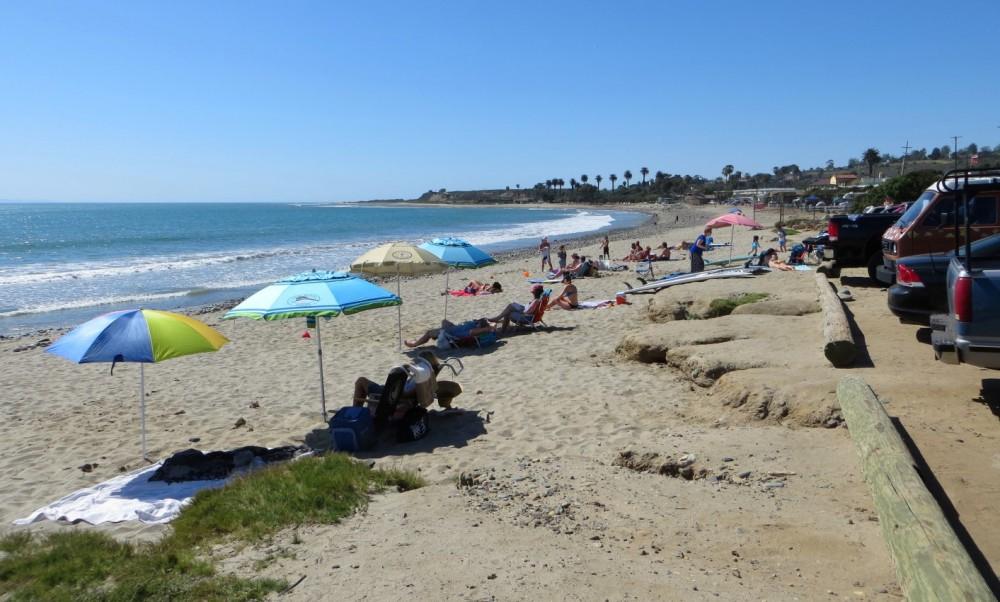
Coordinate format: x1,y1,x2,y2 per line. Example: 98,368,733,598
896,264,924,287
954,274,973,322
827,220,839,242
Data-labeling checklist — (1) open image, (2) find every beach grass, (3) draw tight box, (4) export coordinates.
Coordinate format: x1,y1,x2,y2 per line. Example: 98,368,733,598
703,293,770,318
172,453,426,546
0,454,424,601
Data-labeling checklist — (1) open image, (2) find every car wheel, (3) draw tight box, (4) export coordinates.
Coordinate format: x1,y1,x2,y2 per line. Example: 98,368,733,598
866,253,882,283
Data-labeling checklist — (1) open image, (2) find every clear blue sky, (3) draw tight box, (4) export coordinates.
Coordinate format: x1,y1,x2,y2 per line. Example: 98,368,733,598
2,0,998,202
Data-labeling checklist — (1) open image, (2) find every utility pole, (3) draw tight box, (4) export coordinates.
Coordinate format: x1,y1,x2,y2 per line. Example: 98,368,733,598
952,135,962,170
900,140,911,176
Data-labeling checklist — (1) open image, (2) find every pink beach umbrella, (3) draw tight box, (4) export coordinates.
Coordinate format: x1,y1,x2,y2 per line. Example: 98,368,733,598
705,213,764,263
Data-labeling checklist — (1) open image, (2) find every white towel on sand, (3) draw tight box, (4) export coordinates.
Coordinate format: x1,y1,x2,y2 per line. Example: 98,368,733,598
13,463,226,526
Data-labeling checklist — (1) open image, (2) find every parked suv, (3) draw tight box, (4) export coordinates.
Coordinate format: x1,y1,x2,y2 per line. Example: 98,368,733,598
877,170,1000,284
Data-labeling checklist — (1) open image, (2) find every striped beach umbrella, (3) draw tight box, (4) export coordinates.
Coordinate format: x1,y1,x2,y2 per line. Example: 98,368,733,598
47,309,229,459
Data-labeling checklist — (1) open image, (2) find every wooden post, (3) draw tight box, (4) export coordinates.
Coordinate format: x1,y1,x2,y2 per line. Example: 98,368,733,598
837,377,995,602
815,271,857,367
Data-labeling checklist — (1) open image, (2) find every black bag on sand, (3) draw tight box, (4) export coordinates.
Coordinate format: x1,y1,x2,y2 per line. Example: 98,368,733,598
396,407,430,442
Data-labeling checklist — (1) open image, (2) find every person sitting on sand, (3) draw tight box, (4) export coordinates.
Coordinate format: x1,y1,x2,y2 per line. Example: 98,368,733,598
488,284,546,332
405,318,494,348
572,255,595,278
549,274,579,310
756,248,793,271
655,242,671,260
622,243,637,261
550,253,581,278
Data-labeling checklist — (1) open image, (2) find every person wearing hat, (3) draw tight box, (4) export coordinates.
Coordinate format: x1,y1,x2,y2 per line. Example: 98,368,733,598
488,284,546,332
549,273,579,310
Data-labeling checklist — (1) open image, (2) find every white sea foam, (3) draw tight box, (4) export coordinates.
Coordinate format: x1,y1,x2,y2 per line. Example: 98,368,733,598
463,211,615,246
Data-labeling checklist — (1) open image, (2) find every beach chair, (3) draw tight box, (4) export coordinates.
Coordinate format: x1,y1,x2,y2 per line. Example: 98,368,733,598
514,290,551,330
635,259,654,280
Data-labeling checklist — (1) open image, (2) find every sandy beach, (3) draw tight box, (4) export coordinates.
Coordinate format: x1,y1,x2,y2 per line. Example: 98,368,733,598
5,202,999,599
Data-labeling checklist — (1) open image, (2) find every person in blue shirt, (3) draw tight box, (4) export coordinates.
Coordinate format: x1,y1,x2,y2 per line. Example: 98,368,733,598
689,227,711,273
749,235,760,256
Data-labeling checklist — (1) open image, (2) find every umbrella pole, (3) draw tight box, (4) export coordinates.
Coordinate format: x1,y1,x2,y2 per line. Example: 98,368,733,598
396,269,402,350
730,228,734,264
444,270,450,320
316,318,327,419
140,363,147,461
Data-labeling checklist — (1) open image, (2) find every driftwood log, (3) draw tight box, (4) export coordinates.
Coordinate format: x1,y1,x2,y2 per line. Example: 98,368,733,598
837,377,995,602
815,271,857,367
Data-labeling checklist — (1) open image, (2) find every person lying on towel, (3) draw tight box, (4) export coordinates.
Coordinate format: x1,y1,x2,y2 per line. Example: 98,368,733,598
405,318,494,348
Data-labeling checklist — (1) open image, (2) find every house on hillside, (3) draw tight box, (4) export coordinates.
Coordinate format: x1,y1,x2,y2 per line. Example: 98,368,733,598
829,173,860,187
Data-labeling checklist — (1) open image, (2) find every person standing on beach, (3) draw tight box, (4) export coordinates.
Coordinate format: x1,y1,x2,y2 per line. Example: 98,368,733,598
777,226,787,252
539,237,552,272
689,227,710,273
556,245,568,270
601,236,610,260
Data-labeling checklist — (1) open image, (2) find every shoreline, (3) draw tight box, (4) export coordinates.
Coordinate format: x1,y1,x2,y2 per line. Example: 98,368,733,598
0,203,664,342
1,203,912,600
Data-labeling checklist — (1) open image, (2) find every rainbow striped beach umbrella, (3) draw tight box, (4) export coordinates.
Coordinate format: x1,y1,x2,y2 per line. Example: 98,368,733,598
47,309,230,459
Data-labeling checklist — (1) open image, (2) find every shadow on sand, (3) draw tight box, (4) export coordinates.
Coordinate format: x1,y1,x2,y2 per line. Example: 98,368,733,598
892,417,1000,596
303,408,488,460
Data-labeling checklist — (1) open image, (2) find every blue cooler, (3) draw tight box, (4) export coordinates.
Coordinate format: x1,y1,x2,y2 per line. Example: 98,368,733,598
329,407,375,451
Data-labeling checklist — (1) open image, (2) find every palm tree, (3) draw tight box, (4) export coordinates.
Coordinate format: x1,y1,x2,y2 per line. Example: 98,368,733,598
581,174,589,185
640,167,649,185
595,175,603,189
721,164,734,182
623,170,632,187
610,174,618,190
863,148,881,177
569,178,577,190
545,179,552,190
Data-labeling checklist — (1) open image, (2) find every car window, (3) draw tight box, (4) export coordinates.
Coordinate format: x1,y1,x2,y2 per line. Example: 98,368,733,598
896,190,935,227
919,196,955,228
957,196,998,226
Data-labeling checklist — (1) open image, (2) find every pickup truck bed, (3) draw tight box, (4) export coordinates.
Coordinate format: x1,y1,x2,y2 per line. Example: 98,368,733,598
931,256,1000,369
825,211,902,281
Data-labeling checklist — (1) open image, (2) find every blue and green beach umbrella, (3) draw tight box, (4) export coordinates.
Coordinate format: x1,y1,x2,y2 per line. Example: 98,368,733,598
47,309,230,459
223,270,401,417
418,237,497,269
419,237,497,319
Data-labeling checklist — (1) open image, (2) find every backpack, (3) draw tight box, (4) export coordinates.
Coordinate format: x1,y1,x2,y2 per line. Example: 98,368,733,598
395,406,430,442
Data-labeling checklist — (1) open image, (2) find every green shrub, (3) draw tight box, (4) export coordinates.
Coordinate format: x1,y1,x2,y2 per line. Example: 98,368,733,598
702,293,770,318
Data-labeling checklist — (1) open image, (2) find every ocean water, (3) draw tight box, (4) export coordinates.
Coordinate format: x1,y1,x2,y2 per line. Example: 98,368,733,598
0,202,644,334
